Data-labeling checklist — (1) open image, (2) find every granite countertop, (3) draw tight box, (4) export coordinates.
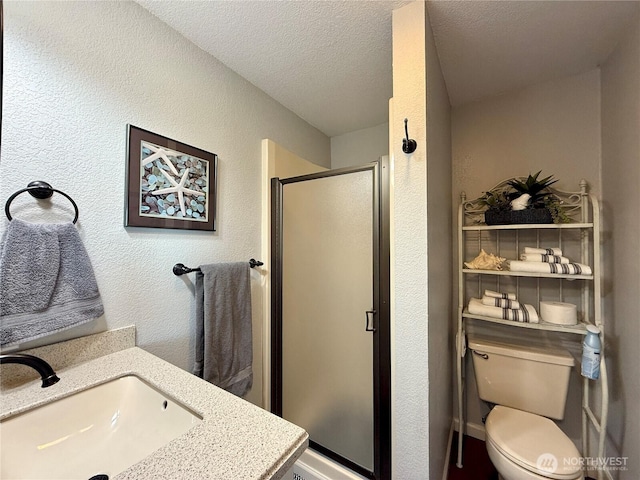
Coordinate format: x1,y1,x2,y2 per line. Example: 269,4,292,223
0,347,308,479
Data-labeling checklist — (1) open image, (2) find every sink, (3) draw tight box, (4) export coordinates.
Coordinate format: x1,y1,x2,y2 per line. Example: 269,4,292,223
0,375,202,480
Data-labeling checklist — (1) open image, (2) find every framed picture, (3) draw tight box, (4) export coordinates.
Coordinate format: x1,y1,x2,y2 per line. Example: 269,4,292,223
125,125,217,231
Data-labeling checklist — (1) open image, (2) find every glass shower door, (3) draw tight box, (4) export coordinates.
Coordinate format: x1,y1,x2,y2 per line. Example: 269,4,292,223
272,163,381,475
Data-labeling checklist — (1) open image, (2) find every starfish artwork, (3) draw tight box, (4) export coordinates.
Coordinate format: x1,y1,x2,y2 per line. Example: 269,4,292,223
140,143,181,176
127,126,216,230
138,140,209,221
153,168,203,217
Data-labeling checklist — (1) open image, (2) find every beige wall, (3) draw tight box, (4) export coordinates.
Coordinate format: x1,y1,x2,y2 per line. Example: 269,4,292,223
452,69,602,200
1,0,330,410
391,2,430,476
451,70,603,444
330,122,390,169
260,139,326,408
390,7,455,478
601,9,640,479
425,8,453,479
451,27,640,473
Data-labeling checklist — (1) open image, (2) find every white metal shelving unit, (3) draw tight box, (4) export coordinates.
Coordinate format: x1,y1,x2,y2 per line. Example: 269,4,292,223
455,180,609,480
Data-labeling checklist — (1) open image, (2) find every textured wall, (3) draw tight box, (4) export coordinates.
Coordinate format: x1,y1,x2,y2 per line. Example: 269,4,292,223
452,69,602,200
451,69,602,446
601,9,640,479
330,123,390,169
425,8,453,480
391,2,430,477
1,0,330,408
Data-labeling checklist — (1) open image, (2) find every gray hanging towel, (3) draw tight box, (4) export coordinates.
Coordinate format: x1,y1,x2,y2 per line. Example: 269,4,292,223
0,219,104,347
193,262,253,398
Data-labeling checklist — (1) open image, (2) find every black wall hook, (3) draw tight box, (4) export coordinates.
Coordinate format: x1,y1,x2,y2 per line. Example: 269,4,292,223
402,118,417,154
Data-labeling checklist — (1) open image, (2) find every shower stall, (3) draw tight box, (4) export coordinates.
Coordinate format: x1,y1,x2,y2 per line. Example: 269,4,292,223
271,159,390,480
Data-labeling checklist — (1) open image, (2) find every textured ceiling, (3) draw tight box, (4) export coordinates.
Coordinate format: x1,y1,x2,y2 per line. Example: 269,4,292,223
135,0,410,137
427,1,640,107
136,0,639,137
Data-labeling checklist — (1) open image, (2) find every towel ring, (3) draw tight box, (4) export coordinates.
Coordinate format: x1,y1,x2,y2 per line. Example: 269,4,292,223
4,181,79,224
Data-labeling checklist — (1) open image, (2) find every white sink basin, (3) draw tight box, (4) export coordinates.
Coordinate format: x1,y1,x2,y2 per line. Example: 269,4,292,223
0,375,202,480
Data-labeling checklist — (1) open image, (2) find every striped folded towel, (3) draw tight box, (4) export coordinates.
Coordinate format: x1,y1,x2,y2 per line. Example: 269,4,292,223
523,247,563,256
520,253,570,263
481,295,521,309
484,289,517,301
468,298,539,323
509,260,592,275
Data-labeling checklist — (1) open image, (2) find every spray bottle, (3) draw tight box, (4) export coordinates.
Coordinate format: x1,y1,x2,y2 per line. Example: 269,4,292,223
581,325,601,380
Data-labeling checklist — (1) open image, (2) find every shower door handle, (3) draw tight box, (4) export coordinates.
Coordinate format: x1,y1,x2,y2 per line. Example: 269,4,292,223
365,310,376,332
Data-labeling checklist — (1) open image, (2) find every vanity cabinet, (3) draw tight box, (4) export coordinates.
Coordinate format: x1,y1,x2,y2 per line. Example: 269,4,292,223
454,180,608,480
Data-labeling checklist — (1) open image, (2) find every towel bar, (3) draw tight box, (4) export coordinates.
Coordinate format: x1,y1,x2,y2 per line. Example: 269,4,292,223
173,259,263,276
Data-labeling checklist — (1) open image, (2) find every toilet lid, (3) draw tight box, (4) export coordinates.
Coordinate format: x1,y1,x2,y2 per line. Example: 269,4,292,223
486,406,582,479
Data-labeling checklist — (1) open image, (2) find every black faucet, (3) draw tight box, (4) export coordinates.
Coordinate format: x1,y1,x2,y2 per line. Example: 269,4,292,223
0,353,60,388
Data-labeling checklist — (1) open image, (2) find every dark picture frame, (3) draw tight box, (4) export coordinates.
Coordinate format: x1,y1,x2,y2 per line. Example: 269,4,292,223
125,125,217,231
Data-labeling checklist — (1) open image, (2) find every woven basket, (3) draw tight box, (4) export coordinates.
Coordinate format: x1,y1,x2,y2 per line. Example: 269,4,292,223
485,208,553,225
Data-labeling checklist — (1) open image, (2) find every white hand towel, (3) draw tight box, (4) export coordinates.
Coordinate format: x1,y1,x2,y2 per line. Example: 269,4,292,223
509,260,592,275
523,247,563,256
481,295,521,309
484,289,517,301
520,253,570,264
468,298,539,323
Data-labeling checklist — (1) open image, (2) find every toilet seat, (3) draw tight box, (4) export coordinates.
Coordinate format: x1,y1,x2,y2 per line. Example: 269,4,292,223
485,406,582,480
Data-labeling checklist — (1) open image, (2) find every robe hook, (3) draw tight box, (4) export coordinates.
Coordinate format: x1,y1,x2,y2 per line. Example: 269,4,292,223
402,118,417,154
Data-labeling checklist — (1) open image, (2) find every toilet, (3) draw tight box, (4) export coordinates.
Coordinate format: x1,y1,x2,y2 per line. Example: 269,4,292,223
468,335,584,480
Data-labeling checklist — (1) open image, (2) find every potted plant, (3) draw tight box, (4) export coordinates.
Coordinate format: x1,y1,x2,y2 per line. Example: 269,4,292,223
481,172,562,225
544,194,572,224
480,189,513,225
505,171,557,224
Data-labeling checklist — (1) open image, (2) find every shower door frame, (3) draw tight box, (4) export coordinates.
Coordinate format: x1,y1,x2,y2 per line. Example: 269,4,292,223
271,159,391,480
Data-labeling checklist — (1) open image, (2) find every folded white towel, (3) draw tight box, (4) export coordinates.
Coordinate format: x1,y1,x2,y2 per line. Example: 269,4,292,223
520,253,570,264
509,260,592,275
481,295,521,309
523,247,563,256
468,298,539,323
484,289,517,301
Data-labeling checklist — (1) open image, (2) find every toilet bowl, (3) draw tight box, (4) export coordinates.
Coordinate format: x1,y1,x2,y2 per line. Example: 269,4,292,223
485,406,583,480
468,335,584,480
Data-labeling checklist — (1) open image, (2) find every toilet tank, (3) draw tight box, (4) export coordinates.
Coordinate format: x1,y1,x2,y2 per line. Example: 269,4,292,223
468,335,575,420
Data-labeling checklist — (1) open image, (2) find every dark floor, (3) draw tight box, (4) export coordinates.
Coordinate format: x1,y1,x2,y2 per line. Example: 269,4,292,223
447,433,498,480
447,433,595,480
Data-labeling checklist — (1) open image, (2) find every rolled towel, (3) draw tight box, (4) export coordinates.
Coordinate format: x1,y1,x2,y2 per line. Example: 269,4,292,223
540,301,578,325
509,260,592,275
523,247,563,256
484,289,517,301
520,253,570,264
468,298,539,323
481,295,521,309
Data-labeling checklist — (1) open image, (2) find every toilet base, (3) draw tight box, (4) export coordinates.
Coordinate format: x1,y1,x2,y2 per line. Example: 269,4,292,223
487,436,584,480
497,470,585,480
